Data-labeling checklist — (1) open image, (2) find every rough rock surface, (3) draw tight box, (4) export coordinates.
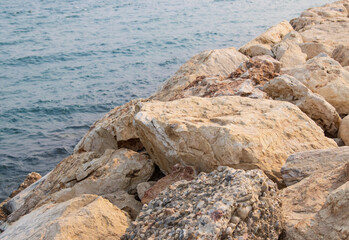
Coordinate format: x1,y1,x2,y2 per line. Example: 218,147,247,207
281,163,349,240
282,54,349,115
1,195,130,240
6,149,154,223
272,40,307,67
74,99,144,155
299,42,335,60
332,44,349,67
339,115,349,145
123,167,283,240
239,21,294,57
141,164,196,204
150,47,248,101
134,96,337,184
281,147,349,186
169,58,280,100
136,182,156,201
263,74,341,136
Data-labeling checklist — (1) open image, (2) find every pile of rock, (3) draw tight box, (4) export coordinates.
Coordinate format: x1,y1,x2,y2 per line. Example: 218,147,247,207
1,1,349,239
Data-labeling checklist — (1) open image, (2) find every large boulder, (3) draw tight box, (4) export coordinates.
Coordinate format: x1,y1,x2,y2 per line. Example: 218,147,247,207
134,96,337,184
123,167,283,240
263,74,341,137
0,195,130,240
299,42,335,60
272,40,307,67
332,44,349,67
150,47,248,101
339,115,349,145
74,99,144,155
281,147,349,186
6,149,154,223
282,54,349,115
239,21,294,57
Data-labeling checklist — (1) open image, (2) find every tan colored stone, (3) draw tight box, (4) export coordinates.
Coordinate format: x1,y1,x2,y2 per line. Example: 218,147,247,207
74,99,144,156
239,21,294,57
339,115,349,145
272,40,307,67
282,31,303,44
332,44,349,67
299,42,335,60
0,195,130,240
150,47,248,101
282,54,349,115
134,96,337,184
264,74,341,136
141,164,196,204
136,181,156,201
6,149,154,223
281,147,349,186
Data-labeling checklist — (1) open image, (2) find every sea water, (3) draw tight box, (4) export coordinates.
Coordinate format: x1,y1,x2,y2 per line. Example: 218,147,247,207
0,0,331,201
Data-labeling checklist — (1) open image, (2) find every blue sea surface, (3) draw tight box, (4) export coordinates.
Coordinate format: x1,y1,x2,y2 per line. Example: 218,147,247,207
0,0,331,201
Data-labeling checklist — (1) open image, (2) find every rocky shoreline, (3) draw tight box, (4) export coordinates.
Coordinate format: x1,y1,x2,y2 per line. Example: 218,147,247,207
1,0,349,239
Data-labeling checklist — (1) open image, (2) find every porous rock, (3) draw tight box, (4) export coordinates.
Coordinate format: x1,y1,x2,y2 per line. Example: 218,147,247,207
272,40,307,67
0,195,130,240
134,96,337,184
150,47,248,101
282,53,349,115
339,115,349,145
299,42,335,60
332,44,349,67
263,74,341,136
281,147,349,186
123,167,283,240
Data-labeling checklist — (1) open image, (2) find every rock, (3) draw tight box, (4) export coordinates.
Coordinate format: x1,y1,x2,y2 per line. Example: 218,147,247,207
281,147,349,186
299,42,335,60
282,31,303,44
339,115,349,145
239,20,294,57
272,40,307,67
134,96,337,184
141,164,196,204
252,55,282,73
282,54,349,115
0,195,130,240
8,172,41,199
102,191,142,221
169,58,279,100
150,47,248,101
123,168,283,240
263,74,341,137
7,149,154,223
136,182,156,201
74,99,144,156
332,44,349,67
281,163,349,240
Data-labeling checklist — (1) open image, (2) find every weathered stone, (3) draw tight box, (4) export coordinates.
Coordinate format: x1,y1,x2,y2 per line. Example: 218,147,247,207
141,164,196,204
239,21,294,57
299,42,335,60
123,168,282,240
272,40,307,67
264,74,341,136
332,44,349,67
134,96,337,184
281,163,349,240
1,195,130,240
74,99,144,156
339,115,349,145
282,31,303,44
251,55,282,73
282,54,349,115
281,147,349,186
150,47,248,101
6,149,154,223
136,182,156,201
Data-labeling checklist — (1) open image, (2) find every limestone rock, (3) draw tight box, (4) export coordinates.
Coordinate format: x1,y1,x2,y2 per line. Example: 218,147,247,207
239,21,294,57
272,40,307,67
281,163,349,240
1,195,130,240
299,42,335,60
134,96,337,184
150,47,248,101
339,115,349,145
141,164,196,204
332,44,349,67
282,31,303,44
281,147,349,186
74,99,144,156
7,149,154,223
136,182,156,201
263,74,341,136
282,54,349,115
123,168,283,240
